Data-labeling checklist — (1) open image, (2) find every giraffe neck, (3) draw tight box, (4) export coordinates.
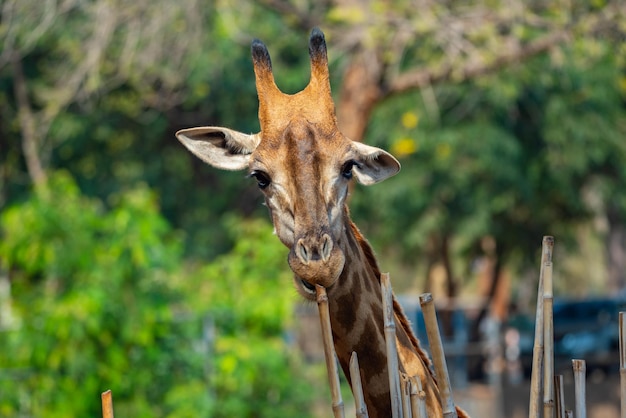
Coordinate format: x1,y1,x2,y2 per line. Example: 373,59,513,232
325,211,444,417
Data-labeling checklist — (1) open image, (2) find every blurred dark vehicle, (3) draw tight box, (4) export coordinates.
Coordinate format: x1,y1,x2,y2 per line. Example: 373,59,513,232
509,297,624,376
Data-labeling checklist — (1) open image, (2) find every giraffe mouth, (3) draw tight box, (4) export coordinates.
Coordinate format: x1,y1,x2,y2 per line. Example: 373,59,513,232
300,278,316,294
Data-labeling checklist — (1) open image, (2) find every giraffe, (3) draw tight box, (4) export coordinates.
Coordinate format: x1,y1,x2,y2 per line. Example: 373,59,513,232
177,28,469,418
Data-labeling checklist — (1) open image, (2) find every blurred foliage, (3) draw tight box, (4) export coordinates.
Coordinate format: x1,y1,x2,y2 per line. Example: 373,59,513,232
183,218,316,417
0,172,314,417
352,36,626,291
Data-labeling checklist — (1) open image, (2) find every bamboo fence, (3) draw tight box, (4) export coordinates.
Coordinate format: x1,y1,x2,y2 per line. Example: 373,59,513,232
100,234,626,418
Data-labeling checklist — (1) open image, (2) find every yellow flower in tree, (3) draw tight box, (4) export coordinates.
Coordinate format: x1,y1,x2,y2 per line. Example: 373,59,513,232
392,137,418,157
401,111,419,129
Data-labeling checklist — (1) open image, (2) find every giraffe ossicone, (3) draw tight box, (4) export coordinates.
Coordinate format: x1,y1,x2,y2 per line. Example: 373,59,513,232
177,28,469,418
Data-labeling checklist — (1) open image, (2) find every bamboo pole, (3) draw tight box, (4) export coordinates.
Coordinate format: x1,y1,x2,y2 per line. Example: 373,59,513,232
619,312,626,418
419,292,457,418
529,236,554,418
543,259,555,418
381,272,404,418
572,359,586,418
316,285,345,418
409,376,427,418
400,373,412,418
101,390,114,418
554,375,565,418
350,352,369,418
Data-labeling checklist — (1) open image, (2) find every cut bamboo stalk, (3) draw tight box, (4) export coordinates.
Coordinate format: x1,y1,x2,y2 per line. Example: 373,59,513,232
619,312,626,418
419,292,457,418
381,272,403,418
543,259,555,418
554,375,565,418
101,390,114,418
529,236,554,418
409,376,427,418
400,373,412,418
316,285,345,418
350,351,369,418
572,359,586,418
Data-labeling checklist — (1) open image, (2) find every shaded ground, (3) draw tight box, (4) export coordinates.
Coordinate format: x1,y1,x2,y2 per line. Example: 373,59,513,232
455,372,620,418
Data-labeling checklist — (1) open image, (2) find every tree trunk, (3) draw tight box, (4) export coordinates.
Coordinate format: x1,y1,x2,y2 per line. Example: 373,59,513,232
439,233,458,337
471,238,505,341
440,233,457,300
336,49,383,142
12,56,47,187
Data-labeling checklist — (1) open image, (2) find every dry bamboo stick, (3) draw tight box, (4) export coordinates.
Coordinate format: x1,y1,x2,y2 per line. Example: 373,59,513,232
409,376,427,418
381,272,404,418
400,373,412,418
572,359,586,418
619,312,626,418
419,293,457,418
529,236,554,418
349,351,369,418
554,375,565,418
543,259,555,418
101,390,114,418
316,285,345,418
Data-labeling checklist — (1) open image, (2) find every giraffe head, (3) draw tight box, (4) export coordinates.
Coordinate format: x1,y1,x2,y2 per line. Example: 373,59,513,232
177,28,400,298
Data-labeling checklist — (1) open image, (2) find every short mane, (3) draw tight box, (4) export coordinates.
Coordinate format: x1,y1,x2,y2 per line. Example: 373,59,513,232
348,220,437,379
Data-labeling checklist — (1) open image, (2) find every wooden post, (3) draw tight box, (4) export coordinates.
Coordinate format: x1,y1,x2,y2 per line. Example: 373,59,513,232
350,352,369,418
619,312,626,418
316,285,345,418
409,376,428,418
101,390,114,418
400,373,412,418
529,236,554,418
554,375,565,418
381,273,404,418
419,293,457,418
572,359,586,418
543,259,555,418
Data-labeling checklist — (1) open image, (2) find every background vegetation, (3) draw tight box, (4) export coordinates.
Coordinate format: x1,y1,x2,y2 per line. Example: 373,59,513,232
0,0,624,416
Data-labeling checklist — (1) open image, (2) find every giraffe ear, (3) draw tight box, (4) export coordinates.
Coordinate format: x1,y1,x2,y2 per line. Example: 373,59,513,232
351,142,401,185
176,127,261,171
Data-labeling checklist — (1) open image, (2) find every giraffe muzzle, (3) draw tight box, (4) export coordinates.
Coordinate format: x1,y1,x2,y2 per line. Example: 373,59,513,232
295,233,333,264
288,233,345,287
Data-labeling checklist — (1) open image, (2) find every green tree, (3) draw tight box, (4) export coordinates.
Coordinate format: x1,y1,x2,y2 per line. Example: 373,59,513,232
352,31,626,300
0,172,209,417
0,172,316,417
180,217,317,418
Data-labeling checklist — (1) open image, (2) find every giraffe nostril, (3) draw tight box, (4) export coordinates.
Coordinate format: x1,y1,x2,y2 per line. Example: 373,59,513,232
321,234,333,262
296,239,310,264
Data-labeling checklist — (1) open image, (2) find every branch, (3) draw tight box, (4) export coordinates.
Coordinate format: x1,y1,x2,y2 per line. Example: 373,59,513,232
12,56,47,187
385,1,625,96
386,29,569,96
256,0,321,31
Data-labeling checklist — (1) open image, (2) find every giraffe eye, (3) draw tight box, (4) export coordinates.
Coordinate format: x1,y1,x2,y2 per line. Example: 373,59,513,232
341,160,359,180
249,170,271,189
